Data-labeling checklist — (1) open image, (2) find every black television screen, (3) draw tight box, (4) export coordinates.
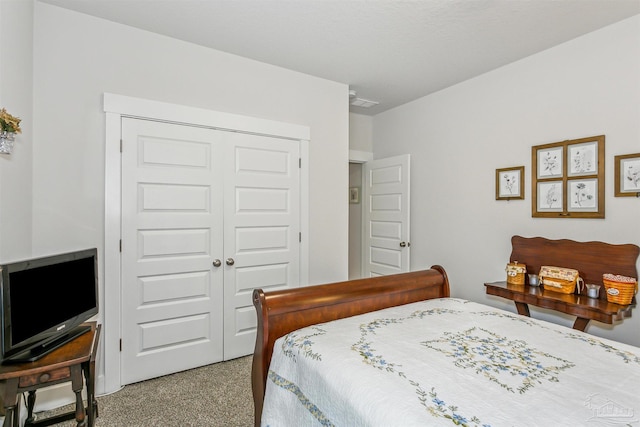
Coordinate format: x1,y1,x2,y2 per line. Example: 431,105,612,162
0,248,99,363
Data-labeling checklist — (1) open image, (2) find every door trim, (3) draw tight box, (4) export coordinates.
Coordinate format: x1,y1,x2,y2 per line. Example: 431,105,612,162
103,93,310,394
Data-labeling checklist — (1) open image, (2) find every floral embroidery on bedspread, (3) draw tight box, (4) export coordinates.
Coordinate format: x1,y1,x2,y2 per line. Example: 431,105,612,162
267,370,335,427
269,301,640,427
351,309,493,426
422,327,574,394
281,326,326,362
560,332,640,365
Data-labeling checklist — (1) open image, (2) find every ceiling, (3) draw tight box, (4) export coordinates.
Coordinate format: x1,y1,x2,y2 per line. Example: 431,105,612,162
41,0,640,115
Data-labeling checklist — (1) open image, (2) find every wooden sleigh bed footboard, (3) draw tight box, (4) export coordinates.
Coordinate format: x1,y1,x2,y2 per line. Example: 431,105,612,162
250,265,450,425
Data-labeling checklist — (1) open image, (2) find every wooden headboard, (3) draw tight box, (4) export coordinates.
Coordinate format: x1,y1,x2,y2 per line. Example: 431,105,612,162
510,235,639,298
251,266,450,425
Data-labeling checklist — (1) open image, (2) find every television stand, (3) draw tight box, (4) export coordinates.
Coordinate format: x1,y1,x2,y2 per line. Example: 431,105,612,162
3,325,92,364
0,322,100,427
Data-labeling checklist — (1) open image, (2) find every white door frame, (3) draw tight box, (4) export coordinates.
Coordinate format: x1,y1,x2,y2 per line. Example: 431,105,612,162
103,93,310,394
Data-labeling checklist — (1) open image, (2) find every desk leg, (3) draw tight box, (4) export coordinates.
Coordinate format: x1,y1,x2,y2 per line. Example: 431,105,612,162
514,301,531,317
1,378,18,427
82,359,98,426
25,391,36,425
573,317,590,332
70,365,86,427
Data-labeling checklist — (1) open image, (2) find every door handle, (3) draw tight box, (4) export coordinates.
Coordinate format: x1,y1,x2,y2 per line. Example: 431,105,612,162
212,259,222,267
399,242,411,248
226,258,235,266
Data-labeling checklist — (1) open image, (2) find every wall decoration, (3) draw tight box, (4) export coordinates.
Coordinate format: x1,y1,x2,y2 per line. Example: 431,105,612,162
349,187,360,204
614,153,640,197
496,166,524,200
537,147,563,178
568,140,597,176
568,178,598,212
537,181,563,212
532,135,604,218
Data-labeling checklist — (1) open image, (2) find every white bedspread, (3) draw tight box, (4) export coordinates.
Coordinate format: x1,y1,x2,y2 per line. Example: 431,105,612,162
261,298,640,426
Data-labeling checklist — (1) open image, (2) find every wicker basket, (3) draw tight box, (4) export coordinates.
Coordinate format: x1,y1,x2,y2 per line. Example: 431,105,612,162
602,274,638,305
541,278,577,294
539,266,581,294
506,262,526,285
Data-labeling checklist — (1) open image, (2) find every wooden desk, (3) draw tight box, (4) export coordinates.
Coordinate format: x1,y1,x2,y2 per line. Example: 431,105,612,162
0,322,100,427
485,281,635,331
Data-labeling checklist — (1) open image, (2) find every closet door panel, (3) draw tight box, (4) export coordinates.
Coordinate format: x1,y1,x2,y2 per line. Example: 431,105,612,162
223,133,301,359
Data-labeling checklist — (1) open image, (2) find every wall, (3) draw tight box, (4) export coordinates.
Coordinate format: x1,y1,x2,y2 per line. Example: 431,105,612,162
0,0,33,261
29,2,348,278
348,162,363,279
349,112,374,153
31,1,348,282
4,1,348,400
373,15,640,347
348,112,373,279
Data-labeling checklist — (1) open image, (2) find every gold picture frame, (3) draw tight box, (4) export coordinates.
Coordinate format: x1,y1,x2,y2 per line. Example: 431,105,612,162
614,153,640,197
496,166,524,200
532,135,605,218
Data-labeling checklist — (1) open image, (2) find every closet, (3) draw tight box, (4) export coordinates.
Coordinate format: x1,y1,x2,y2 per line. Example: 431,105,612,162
109,107,305,386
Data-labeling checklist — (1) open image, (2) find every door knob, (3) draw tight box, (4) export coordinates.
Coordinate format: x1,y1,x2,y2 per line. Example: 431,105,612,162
226,258,235,266
400,242,406,247
212,259,221,267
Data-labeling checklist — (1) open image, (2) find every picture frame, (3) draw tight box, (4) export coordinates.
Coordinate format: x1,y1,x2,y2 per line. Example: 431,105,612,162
536,146,563,179
568,140,598,177
532,135,604,218
536,181,563,212
496,166,524,200
349,187,360,204
568,178,598,212
614,153,640,197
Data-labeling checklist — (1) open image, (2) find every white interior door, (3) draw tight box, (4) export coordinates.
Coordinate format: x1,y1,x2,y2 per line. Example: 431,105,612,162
223,132,300,359
121,118,224,384
120,118,302,384
362,155,411,277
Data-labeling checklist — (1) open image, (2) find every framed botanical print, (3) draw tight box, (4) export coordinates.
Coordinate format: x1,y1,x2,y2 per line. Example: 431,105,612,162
532,135,605,218
568,178,598,212
536,181,563,212
614,153,640,197
568,140,598,177
537,146,563,178
496,166,524,200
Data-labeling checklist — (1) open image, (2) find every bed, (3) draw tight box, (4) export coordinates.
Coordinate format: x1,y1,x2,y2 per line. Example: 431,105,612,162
251,239,639,426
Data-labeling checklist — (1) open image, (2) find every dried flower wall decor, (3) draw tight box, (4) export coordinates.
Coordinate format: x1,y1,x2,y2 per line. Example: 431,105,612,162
0,108,22,154
532,135,605,218
0,108,22,134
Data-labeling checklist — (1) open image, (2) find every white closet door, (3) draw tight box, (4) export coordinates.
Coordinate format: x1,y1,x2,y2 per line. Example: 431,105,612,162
121,118,224,385
362,155,411,277
223,132,301,359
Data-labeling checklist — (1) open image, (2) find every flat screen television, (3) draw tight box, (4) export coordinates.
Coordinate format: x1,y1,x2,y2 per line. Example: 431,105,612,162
0,248,99,364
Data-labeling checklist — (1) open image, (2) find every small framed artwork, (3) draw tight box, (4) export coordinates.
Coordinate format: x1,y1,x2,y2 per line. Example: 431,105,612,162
568,140,598,177
568,178,598,212
614,153,640,197
531,135,604,218
349,187,360,204
536,146,563,178
496,166,524,200
536,181,563,212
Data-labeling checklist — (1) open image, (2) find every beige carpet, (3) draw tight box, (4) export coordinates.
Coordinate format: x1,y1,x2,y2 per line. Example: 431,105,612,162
35,356,254,426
